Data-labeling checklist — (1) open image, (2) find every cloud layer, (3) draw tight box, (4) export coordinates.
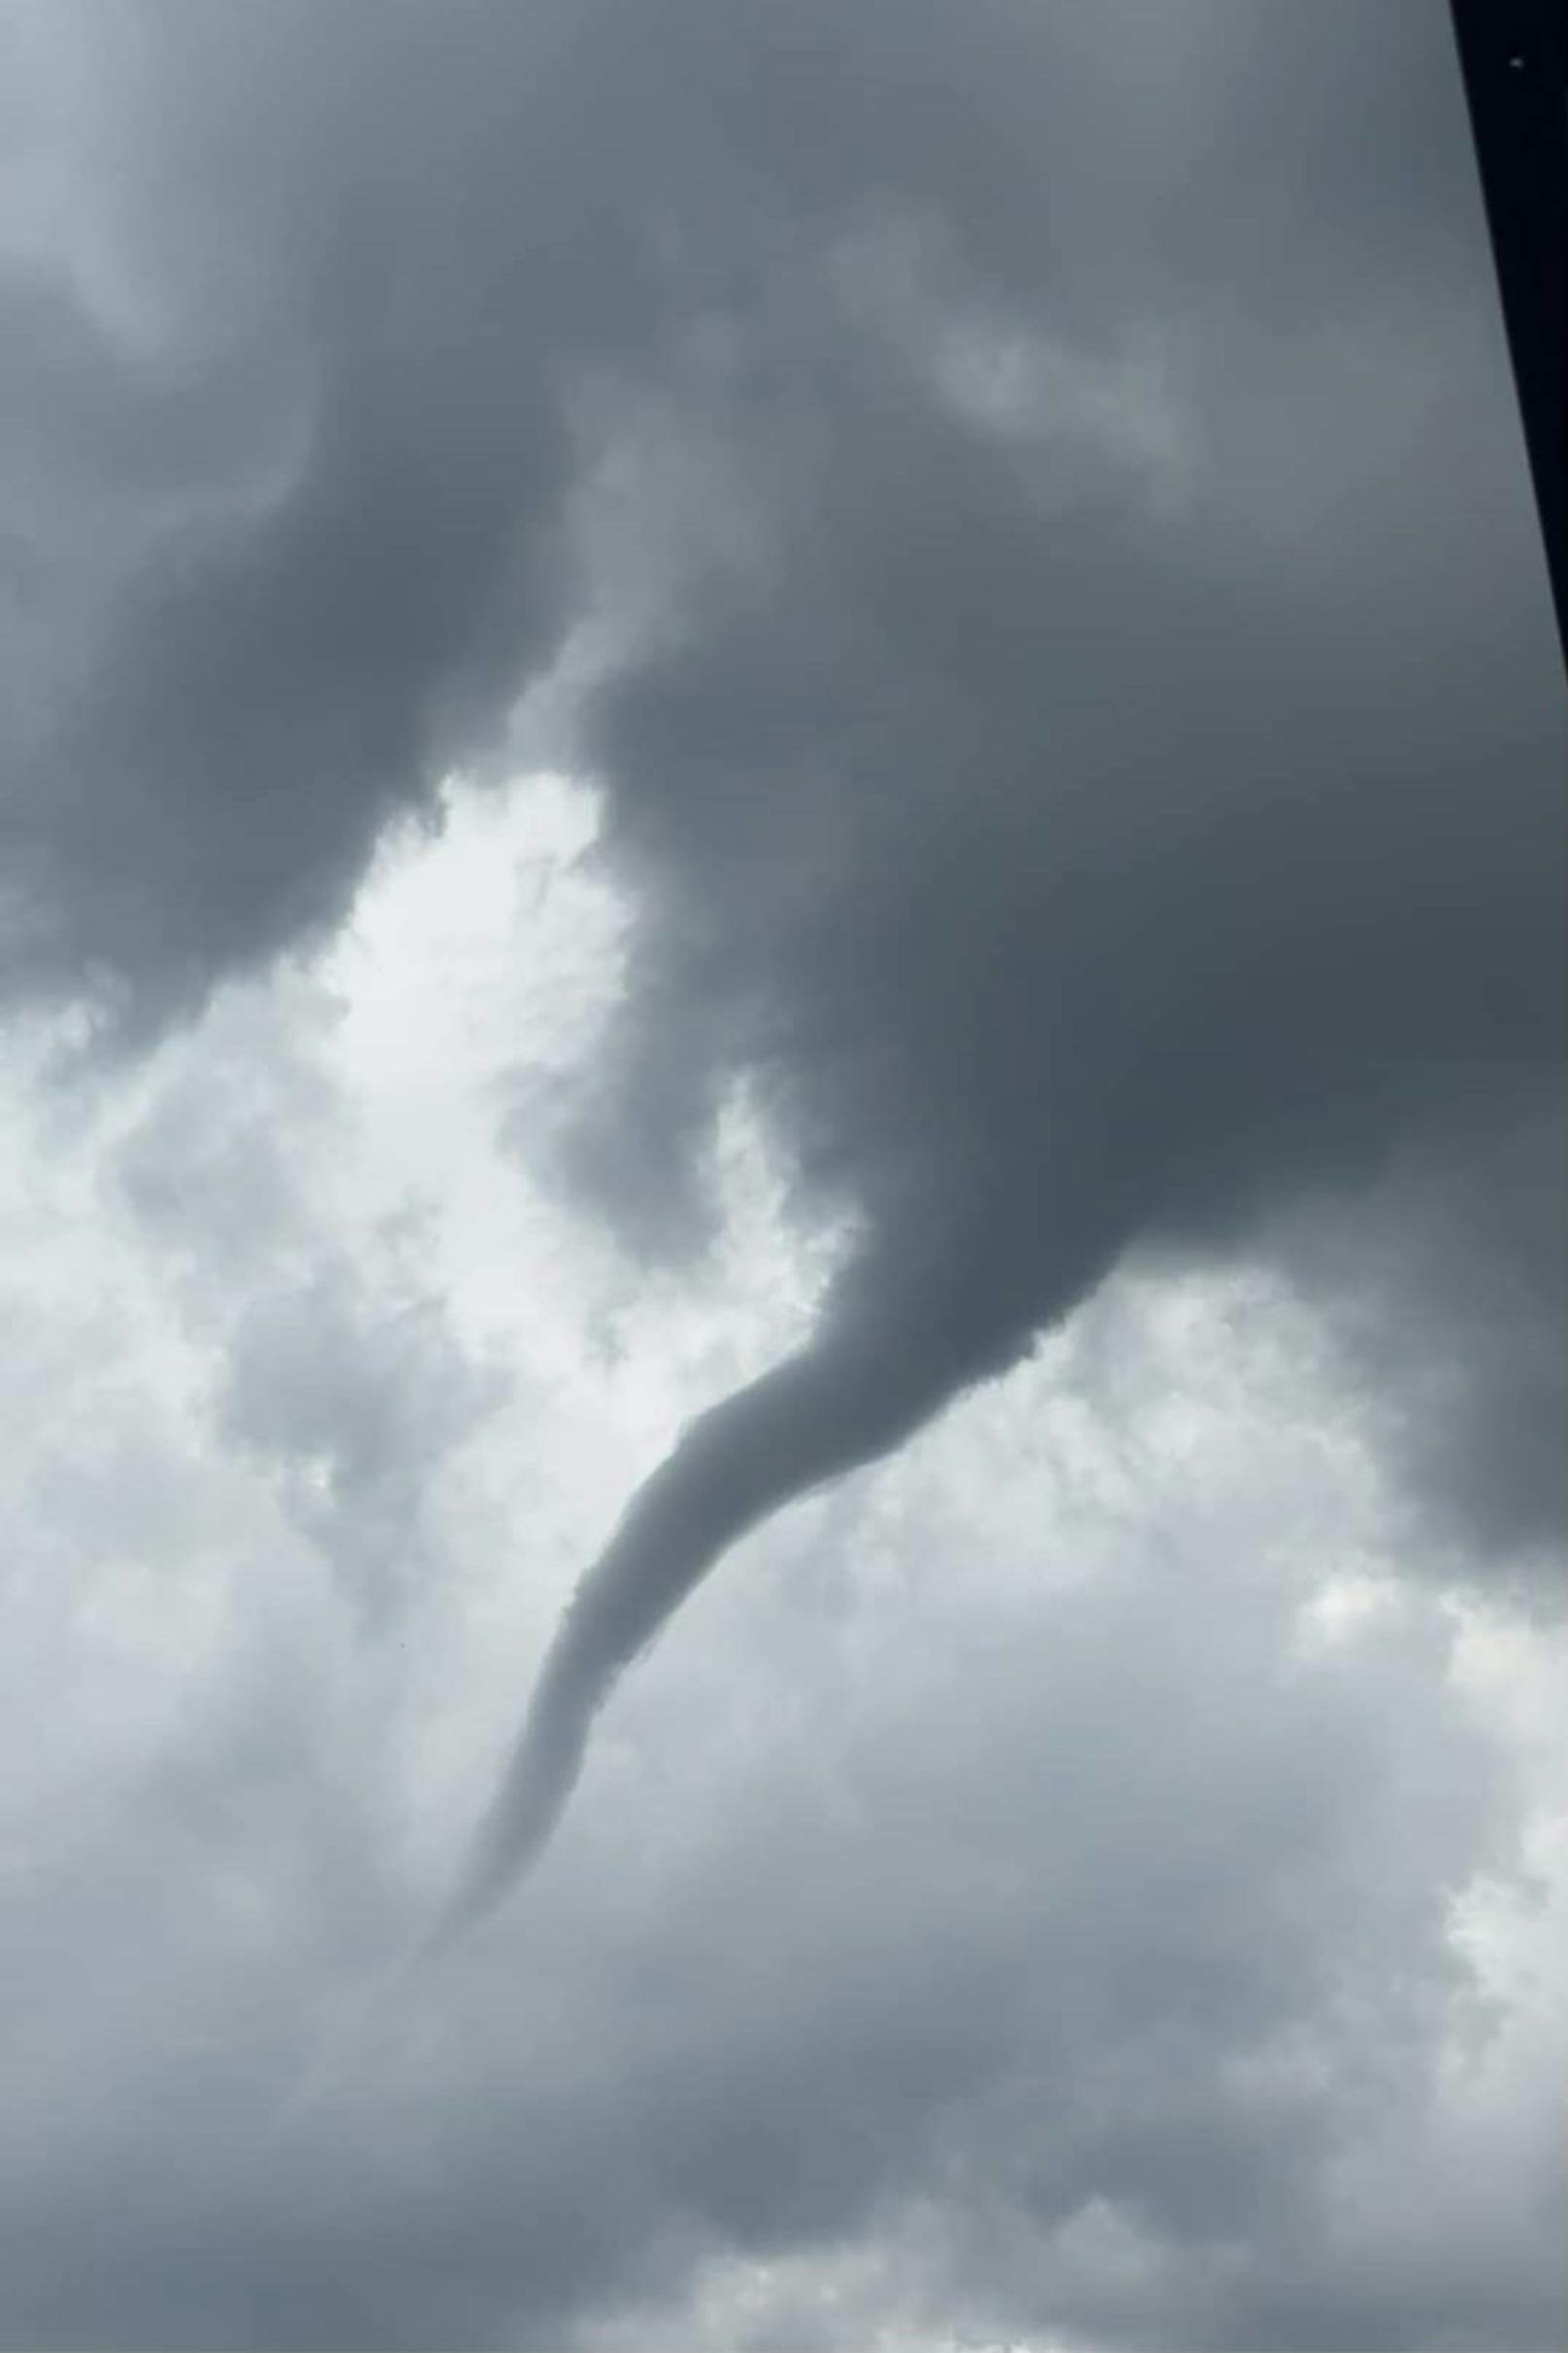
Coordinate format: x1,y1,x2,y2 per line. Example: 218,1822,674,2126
3,0,1565,2338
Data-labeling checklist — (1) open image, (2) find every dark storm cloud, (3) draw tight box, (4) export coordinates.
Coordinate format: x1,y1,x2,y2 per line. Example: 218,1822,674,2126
448,0,1566,1917
4,4,1565,2321
6,0,1563,1905
1270,1096,1568,1578
3,0,649,1022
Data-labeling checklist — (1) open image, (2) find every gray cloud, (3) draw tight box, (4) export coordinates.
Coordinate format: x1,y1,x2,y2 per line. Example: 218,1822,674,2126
2,947,1562,2346
10,0,1565,1944
4,3,1566,2337
111,987,508,1624
4,0,641,1023
1,1415,1559,2349
1268,1098,1568,1582
215,1264,504,1623
442,0,1565,1915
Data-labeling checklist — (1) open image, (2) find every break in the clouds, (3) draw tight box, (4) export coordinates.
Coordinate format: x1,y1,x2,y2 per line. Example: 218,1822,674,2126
2,0,1565,2343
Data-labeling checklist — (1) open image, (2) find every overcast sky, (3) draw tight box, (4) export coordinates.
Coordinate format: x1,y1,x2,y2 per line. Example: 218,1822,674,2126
3,3,1565,2347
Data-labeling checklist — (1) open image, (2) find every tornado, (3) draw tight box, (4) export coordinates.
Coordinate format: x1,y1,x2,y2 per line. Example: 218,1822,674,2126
435,1224,1109,1939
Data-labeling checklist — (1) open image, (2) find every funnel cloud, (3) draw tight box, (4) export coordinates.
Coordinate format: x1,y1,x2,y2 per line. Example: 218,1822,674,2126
4,5,1568,2339
441,1221,1119,1928
7,4,1566,1932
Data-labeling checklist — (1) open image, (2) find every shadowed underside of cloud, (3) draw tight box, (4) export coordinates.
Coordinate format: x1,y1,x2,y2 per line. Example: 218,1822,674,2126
6,0,1565,1919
